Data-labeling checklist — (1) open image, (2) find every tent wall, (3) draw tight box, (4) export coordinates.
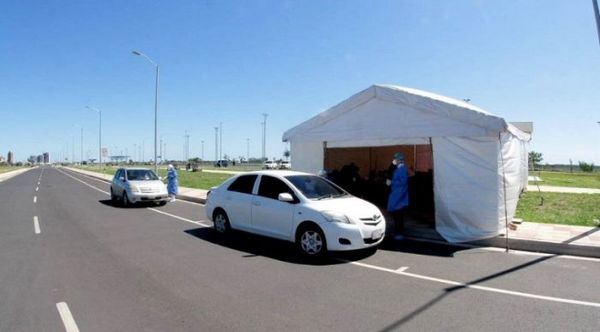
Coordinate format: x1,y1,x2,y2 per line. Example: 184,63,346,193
433,136,501,242
497,132,527,231
289,139,323,174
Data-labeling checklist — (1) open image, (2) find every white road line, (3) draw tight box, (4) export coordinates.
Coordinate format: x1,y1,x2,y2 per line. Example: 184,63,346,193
57,168,109,194
35,187,39,192
341,260,600,308
57,166,600,308
56,302,80,332
33,196,37,203
396,266,409,272
59,168,210,228
406,236,600,263
147,208,211,227
33,216,40,234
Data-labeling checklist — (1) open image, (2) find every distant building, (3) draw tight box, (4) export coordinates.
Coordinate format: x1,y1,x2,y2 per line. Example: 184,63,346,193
43,152,49,164
36,155,43,164
7,151,14,165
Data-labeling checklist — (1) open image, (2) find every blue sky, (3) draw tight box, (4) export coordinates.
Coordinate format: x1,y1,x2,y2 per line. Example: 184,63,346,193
1,0,599,164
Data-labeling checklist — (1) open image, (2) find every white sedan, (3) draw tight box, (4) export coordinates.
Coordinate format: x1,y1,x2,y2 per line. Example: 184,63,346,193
205,171,386,256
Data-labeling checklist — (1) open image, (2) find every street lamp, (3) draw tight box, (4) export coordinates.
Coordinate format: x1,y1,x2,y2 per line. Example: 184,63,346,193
86,106,101,171
132,50,159,173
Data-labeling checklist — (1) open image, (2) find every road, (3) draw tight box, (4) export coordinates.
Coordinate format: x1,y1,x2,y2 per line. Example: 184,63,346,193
1,166,599,331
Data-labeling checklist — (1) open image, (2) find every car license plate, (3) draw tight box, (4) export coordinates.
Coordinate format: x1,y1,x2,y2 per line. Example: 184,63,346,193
372,229,383,240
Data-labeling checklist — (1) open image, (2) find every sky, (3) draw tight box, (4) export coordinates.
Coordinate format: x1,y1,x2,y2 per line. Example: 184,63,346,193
1,0,599,164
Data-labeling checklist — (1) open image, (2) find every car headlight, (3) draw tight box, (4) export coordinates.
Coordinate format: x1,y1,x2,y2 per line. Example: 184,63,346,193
321,211,352,224
129,184,140,193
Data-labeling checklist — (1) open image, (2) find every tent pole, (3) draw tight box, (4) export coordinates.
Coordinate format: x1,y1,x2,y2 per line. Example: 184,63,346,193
499,133,510,253
429,137,436,230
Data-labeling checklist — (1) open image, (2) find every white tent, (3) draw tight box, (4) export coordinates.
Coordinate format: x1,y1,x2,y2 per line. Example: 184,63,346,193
283,85,531,243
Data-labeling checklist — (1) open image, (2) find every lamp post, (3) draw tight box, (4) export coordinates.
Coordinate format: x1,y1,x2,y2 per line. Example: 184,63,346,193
132,50,159,173
86,106,101,171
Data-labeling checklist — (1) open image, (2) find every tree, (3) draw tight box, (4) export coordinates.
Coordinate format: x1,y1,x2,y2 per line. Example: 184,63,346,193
578,161,595,173
528,151,543,170
283,149,290,161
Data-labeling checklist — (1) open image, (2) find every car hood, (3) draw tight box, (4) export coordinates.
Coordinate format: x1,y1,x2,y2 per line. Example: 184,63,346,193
128,180,166,190
306,196,383,221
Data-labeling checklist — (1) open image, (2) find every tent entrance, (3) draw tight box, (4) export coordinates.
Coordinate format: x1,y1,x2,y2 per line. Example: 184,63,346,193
323,144,435,227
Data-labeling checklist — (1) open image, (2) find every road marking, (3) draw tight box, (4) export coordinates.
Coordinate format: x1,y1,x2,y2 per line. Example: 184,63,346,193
341,260,600,308
147,208,211,227
56,302,80,332
406,237,600,263
60,168,600,264
35,187,39,192
57,168,109,194
58,166,600,307
33,196,37,203
33,216,40,234
59,168,211,228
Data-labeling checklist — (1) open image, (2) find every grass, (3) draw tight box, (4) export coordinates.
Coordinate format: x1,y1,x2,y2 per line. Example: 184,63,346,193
73,165,234,189
516,191,600,227
528,171,600,189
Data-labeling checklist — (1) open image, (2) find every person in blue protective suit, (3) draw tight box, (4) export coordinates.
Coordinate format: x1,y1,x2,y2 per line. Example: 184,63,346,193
387,152,409,240
167,164,178,202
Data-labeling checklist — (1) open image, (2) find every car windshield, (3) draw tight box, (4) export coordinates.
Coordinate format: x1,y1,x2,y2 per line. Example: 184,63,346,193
285,175,348,200
126,170,159,181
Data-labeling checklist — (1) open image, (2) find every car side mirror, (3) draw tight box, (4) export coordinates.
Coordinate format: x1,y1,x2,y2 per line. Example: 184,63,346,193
278,193,294,203
159,176,164,181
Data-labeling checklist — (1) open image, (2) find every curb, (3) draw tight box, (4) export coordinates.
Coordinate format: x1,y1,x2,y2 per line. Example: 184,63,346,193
404,227,600,259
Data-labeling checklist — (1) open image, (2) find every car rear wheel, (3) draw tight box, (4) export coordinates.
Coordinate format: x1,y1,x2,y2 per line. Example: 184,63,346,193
213,210,230,234
298,226,327,256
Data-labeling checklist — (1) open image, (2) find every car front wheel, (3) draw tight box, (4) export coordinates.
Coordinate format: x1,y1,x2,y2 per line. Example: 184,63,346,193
122,192,130,207
298,226,327,256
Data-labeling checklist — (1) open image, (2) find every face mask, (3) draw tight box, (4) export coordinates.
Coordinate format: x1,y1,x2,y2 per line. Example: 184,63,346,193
392,159,398,166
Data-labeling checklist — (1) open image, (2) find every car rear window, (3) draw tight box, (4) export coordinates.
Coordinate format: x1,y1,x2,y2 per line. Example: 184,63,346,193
227,175,258,194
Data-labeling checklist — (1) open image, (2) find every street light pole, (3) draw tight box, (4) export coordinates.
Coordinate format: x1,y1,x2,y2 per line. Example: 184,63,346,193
261,113,268,161
86,106,102,171
132,50,159,173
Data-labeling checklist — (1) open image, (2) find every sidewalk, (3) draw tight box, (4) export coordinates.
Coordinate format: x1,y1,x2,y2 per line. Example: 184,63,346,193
526,184,600,194
65,167,600,258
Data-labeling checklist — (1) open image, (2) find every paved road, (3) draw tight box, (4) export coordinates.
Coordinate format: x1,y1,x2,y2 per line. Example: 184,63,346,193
1,166,599,331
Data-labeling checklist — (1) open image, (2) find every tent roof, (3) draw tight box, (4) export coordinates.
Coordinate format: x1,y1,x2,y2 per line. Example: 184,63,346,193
283,85,530,143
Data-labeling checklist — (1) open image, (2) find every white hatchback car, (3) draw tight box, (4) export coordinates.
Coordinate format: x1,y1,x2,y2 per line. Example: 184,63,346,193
110,168,169,206
205,171,386,256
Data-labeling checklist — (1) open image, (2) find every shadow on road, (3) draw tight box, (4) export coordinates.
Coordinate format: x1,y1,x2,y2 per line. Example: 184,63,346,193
378,238,474,258
184,227,377,266
98,199,165,209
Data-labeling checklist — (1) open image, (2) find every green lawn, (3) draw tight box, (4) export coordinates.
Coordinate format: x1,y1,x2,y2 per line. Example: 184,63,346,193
74,165,233,189
528,171,600,189
156,169,233,189
516,191,600,227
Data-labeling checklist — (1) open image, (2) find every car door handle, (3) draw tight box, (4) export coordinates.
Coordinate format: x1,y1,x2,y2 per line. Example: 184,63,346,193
253,201,261,206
